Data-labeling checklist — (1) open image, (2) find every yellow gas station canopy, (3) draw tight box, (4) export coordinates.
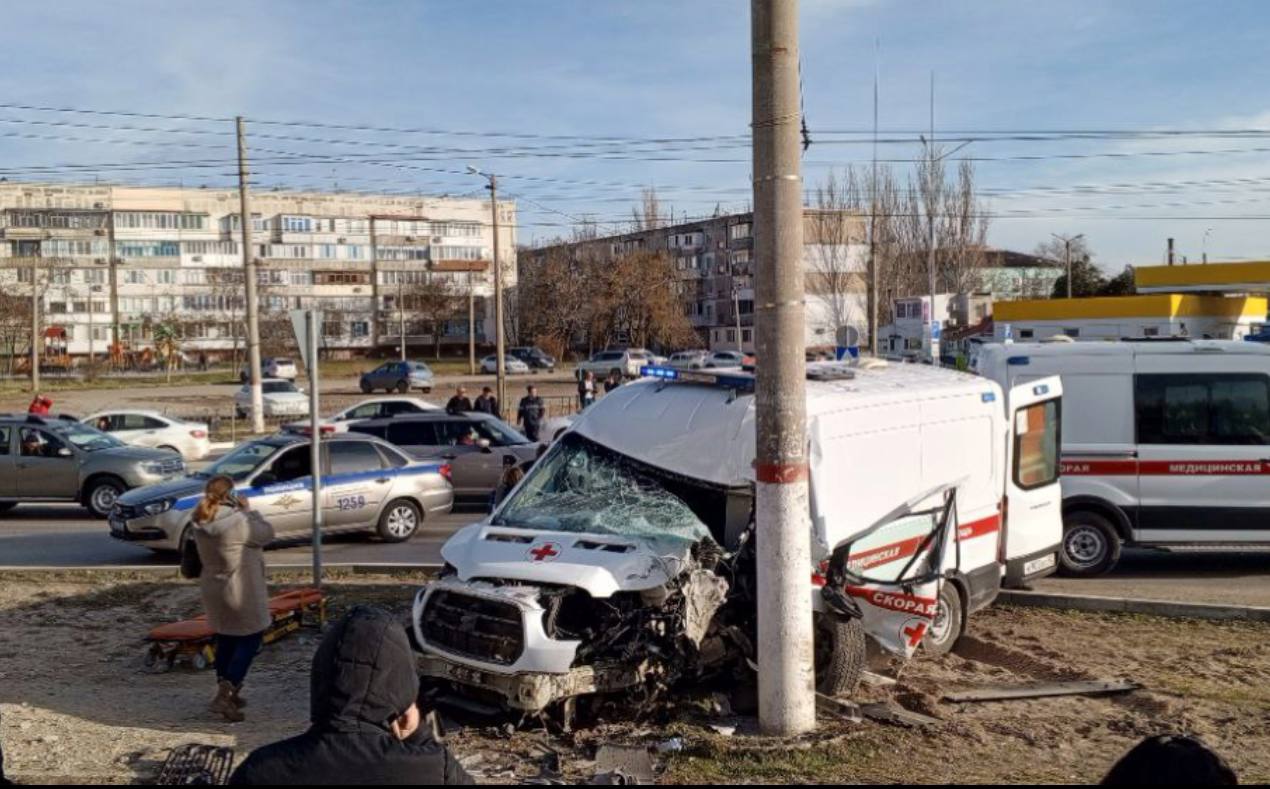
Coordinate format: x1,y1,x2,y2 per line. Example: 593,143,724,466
1135,260,1270,293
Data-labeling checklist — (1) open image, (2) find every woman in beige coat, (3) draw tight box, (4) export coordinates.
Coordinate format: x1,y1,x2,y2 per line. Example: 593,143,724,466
190,474,275,722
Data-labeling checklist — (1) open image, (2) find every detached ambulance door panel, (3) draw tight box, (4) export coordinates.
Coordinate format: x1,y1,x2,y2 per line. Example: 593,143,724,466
1004,377,1063,578
1133,361,1270,543
919,400,1000,607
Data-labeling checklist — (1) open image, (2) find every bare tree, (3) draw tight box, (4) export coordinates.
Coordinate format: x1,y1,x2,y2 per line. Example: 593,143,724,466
0,291,32,376
630,187,669,231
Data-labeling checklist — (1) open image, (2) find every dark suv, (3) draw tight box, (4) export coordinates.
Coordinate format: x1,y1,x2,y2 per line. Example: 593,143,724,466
0,414,184,517
347,412,540,500
509,346,556,371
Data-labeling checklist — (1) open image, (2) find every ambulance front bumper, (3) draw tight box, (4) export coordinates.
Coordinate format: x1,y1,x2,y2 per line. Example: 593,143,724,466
1003,543,1060,588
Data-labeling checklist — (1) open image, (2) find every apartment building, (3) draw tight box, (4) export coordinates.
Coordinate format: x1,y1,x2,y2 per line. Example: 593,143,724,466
521,209,866,352
0,182,516,359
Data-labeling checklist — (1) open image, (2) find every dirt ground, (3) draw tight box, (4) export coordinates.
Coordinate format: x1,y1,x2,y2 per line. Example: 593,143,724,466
1,573,1267,784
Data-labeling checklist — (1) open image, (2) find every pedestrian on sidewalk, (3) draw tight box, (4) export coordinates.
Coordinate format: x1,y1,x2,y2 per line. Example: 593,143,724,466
474,386,499,418
229,606,472,785
189,474,274,723
577,371,596,410
603,368,622,394
445,386,472,415
516,384,545,442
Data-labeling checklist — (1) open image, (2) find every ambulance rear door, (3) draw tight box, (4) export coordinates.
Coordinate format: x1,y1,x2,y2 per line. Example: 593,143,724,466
1002,375,1064,586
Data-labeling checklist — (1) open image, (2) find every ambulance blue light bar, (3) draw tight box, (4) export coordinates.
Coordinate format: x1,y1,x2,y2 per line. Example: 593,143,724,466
639,365,756,392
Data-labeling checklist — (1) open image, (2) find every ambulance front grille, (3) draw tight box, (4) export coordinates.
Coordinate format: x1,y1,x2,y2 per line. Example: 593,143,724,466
422,591,525,666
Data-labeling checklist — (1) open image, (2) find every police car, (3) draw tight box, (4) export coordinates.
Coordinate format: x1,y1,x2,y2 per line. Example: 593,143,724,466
109,433,453,552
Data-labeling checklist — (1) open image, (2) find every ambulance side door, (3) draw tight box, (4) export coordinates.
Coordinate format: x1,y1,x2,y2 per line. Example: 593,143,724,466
1003,376,1064,584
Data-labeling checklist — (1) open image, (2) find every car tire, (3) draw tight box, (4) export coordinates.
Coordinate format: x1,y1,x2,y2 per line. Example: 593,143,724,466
360,380,372,394
0,502,15,515
377,499,421,543
922,583,964,656
157,445,180,455
813,610,865,697
84,476,125,519
396,380,409,394
1058,510,1122,577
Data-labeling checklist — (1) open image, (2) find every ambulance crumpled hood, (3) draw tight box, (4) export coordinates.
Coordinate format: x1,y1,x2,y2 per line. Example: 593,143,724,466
570,379,757,488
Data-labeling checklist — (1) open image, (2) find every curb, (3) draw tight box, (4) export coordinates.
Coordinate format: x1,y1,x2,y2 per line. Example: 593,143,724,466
998,589,1270,623
0,562,441,578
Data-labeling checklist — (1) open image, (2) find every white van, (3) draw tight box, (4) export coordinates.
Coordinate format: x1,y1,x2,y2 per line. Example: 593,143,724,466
408,361,1062,721
974,339,1270,576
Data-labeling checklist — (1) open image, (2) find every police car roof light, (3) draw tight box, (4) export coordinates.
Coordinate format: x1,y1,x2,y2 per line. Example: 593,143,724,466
639,365,756,393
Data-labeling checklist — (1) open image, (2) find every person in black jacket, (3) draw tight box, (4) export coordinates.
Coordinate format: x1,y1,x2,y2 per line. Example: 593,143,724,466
229,606,471,785
444,386,473,415
473,387,498,417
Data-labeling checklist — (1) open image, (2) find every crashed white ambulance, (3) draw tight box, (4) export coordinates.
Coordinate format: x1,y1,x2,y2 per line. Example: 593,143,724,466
411,360,1063,722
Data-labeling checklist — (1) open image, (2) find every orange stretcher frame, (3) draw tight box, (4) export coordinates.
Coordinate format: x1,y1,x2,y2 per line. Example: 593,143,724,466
144,588,327,672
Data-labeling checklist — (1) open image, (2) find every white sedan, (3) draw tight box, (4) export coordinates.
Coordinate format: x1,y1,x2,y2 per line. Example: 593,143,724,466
283,396,442,434
480,355,530,374
235,379,310,418
82,410,211,461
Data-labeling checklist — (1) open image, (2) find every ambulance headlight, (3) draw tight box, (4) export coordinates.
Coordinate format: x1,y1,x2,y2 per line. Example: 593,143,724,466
144,499,175,516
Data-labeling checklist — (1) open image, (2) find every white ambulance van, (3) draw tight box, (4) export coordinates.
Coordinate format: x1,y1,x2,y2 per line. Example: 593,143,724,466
974,339,1270,576
408,361,1062,721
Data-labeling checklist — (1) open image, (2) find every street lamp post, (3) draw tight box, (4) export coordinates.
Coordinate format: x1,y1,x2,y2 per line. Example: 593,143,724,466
1051,233,1085,299
468,166,505,418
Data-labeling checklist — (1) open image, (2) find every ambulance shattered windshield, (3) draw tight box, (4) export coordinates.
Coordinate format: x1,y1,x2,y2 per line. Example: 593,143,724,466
494,433,713,545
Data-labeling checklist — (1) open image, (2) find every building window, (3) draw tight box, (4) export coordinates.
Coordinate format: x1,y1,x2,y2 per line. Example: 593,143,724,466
1019,329,1034,339
729,223,752,240
1063,328,1080,338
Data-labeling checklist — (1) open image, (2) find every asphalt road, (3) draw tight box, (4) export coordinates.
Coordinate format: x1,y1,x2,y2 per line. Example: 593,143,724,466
2,505,1267,608
0,504,482,568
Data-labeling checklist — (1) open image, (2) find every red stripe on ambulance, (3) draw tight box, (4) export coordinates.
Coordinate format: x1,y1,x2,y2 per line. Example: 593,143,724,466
846,586,939,618
1061,458,1270,476
844,513,1001,572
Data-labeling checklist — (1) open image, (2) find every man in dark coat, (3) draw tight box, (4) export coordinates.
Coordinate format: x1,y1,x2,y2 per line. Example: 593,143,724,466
444,386,473,415
473,386,499,418
516,384,545,442
229,606,471,785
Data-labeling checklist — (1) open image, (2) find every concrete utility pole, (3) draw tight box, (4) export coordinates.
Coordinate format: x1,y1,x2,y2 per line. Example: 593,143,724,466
1051,233,1084,299
468,269,476,375
751,0,816,736
399,274,407,362
471,167,507,418
106,208,120,354
868,40,879,356
29,259,39,393
237,116,265,434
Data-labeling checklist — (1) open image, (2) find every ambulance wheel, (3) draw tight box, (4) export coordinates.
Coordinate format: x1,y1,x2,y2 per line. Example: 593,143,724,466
1059,511,1121,577
922,584,964,656
813,611,865,697
377,499,420,543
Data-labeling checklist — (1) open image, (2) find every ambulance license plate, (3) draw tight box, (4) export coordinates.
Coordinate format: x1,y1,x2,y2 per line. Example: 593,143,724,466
1024,553,1056,575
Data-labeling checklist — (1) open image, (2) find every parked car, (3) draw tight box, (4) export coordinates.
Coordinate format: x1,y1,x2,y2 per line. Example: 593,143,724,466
241,357,298,383
360,361,434,394
109,433,453,551
283,397,442,435
347,411,540,501
703,350,752,368
480,355,530,375
235,379,309,418
509,346,557,371
576,348,652,379
82,410,211,461
667,350,709,370
974,339,1270,576
407,361,1062,721
0,414,185,518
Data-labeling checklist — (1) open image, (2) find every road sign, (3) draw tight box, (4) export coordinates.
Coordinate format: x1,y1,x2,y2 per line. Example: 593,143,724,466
289,309,323,373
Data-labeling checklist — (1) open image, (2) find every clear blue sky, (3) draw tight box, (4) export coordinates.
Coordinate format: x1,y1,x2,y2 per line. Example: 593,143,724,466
2,0,1269,267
